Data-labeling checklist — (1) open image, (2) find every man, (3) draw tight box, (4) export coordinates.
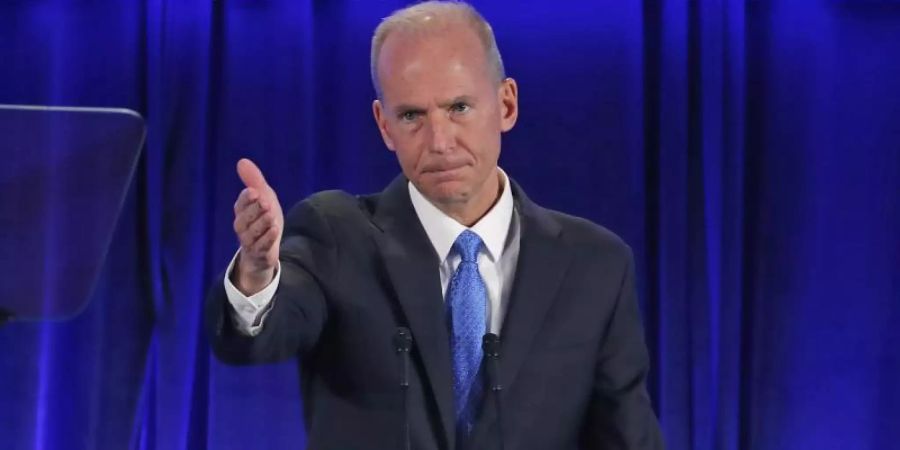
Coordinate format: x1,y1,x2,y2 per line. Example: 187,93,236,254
205,2,663,449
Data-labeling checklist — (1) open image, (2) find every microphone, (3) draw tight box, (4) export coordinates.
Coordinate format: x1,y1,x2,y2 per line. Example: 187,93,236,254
482,333,506,450
393,327,413,450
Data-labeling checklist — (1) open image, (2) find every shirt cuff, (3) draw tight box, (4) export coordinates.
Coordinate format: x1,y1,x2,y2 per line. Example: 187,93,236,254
223,249,281,336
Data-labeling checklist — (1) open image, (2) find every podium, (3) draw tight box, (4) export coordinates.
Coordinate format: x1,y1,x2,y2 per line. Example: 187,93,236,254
0,104,145,324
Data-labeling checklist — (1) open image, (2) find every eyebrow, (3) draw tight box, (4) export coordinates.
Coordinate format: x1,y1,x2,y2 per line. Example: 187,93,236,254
393,104,425,114
393,95,476,113
438,96,476,108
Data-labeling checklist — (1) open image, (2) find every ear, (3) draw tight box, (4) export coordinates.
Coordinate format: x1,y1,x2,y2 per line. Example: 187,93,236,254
498,78,519,132
373,99,396,151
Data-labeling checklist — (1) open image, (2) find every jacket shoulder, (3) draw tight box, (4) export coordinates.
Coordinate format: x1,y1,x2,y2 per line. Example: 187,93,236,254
544,208,633,263
284,189,374,224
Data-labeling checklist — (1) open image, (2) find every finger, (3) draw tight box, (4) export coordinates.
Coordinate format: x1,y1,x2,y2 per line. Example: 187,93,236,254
234,200,270,234
250,226,281,255
241,222,278,257
238,225,264,250
236,211,272,248
245,212,276,241
237,158,269,191
234,187,260,214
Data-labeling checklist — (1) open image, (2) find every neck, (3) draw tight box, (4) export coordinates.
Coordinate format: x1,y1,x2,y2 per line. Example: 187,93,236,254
438,170,503,227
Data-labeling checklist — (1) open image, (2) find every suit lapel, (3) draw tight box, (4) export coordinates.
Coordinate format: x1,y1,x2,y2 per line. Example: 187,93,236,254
467,180,571,449
371,176,456,450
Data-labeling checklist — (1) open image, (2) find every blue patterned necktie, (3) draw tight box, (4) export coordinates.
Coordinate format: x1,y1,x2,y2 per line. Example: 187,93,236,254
446,229,487,444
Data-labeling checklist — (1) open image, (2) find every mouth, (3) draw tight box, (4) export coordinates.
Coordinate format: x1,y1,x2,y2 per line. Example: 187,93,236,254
423,161,469,173
422,164,470,181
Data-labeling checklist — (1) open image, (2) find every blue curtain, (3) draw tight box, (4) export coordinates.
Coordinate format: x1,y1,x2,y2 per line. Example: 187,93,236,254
1,1,897,449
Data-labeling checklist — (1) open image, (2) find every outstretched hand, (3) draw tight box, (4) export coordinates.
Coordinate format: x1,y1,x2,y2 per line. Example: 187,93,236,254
231,158,284,295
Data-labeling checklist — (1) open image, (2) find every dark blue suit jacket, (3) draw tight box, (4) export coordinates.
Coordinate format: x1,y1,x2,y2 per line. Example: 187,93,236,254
205,175,663,450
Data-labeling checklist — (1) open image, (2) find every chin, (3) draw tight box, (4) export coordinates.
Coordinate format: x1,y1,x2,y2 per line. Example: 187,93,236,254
423,181,470,205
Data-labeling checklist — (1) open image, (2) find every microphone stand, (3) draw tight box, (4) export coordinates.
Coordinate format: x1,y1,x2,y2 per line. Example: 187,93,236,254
394,327,413,450
482,333,506,450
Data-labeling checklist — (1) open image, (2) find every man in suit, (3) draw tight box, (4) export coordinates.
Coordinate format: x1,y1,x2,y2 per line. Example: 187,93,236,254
205,1,663,449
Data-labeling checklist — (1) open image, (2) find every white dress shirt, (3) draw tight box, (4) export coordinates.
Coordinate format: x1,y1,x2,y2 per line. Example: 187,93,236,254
224,168,520,337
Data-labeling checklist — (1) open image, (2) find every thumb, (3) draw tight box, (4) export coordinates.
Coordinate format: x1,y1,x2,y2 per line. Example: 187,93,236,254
237,158,269,191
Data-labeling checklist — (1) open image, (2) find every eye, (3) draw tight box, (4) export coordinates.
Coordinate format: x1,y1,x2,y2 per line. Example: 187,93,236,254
450,102,470,114
399,110,422,122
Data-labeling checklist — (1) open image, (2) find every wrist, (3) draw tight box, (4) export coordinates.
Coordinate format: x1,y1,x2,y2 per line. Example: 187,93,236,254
232,257,275,296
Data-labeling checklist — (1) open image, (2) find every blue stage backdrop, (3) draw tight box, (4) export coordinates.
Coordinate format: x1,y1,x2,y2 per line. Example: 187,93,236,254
1,1,898,449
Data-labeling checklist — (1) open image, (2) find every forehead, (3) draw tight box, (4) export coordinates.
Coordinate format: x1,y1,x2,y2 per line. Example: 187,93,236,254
376,26,491,103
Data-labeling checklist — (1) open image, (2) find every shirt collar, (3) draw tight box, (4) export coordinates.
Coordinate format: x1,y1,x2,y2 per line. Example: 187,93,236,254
408,168,514,263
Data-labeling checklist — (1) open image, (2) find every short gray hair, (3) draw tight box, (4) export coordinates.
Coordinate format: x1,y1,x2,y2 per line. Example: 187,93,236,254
370,1,506,99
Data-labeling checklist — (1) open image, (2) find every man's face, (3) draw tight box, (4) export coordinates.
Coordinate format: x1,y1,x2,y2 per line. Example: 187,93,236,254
373,25,518,208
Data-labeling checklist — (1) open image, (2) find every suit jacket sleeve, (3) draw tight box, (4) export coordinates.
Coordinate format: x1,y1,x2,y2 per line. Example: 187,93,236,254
581,247,664,449
205,197,336,365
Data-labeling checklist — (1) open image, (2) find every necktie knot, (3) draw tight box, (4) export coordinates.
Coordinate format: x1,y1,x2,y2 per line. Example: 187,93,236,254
453,230,483,263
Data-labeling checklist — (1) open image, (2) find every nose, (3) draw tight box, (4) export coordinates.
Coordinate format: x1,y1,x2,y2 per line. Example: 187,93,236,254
425,112,455,154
